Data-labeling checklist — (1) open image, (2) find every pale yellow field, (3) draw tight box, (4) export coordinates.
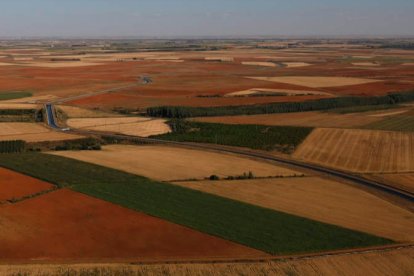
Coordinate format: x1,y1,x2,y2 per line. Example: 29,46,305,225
194,111,382,128
205,57,234,62
283,62,311,68
0,62,14,66
50,145,301,181
0,123,82,142
66,117,170,137
241,61,276,67
2,95,58,104
293,128,414,173
2,247,412,275
0,103,40,109
352,62,379,66
225,88,330,97
366,173,414,194
175,177,414,241
57,105,119,118
247,76,381,88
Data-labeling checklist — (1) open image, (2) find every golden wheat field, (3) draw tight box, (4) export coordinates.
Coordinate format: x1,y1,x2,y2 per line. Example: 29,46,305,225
49,145,301,181
66,117,171,137
293,128,414,173
1,247,413,276
174,177,414,241
0,123,82,142
57,105,120,118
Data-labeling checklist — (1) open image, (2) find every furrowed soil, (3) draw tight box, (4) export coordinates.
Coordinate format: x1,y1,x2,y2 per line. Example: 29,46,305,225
293,128,414,173
1,247,413,275
50,145,301,181
0,123,82,142
0,168,53,202
174,177,414,242
0,189,265,262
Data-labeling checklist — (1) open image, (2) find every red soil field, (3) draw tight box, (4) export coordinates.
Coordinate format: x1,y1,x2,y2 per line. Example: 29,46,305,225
0,189,266,262
0,168,53,202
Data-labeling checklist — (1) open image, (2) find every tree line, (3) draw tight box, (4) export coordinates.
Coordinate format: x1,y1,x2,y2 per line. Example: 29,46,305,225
146,91,414,118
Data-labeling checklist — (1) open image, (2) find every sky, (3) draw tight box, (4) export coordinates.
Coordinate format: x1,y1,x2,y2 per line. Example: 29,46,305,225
0,0,414,38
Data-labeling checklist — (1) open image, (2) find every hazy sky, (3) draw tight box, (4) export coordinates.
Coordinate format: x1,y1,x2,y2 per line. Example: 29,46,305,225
1,0,413,37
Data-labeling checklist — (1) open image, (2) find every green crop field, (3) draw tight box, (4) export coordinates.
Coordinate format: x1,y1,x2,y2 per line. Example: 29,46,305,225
0,153,392,255
0,91,32,101
152,120,313,153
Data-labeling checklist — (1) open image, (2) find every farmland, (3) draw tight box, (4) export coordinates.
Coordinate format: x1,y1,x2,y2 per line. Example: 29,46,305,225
0,122,82,142
0,167,53,202
0,153,392,255
1,39,414,268
66,117,171,137
50,145,301,181
153,121,312,152
293,128,414,173
174,177,414,241
3,247,412,275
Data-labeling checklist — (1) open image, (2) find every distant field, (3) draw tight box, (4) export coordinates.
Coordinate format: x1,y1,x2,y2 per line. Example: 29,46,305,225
0,91,32,101
247,76,380,88
50,145,300,181
225,88,330,97
293,128,414,173
241,61,276,67
0,153,392,255
0,123,82,142
153,121,312,152
2,247,413,275
67,117,171,137
363,112,414,132
174,177,414,241
193,111,381,128
57,105,119,118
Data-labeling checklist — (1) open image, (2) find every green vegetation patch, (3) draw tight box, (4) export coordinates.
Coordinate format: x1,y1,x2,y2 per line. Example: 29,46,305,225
363,115,414,132
0,140,26,153
0,153,393,255
153,120,312,153
0,91,32,101
0,109,41,122
324,104,401,114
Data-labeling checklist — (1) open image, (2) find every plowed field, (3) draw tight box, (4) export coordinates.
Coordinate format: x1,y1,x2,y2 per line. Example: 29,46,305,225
0,189,265,261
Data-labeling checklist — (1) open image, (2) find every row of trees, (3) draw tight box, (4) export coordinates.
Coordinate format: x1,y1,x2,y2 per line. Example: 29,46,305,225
146,91,414,118
0,140,26,153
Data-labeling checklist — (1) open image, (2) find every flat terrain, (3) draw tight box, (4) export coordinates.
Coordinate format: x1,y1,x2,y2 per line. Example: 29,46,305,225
194,111,382,128
67,117,171,137
0,153,391,255
0,189,264,261
366,173,414,194
225,88,330,97
293,128,414,173
174,177,414,241
50,145,301,181
247,76,381,88
0,168,53,202
0,123,82,142
2,247,413,275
